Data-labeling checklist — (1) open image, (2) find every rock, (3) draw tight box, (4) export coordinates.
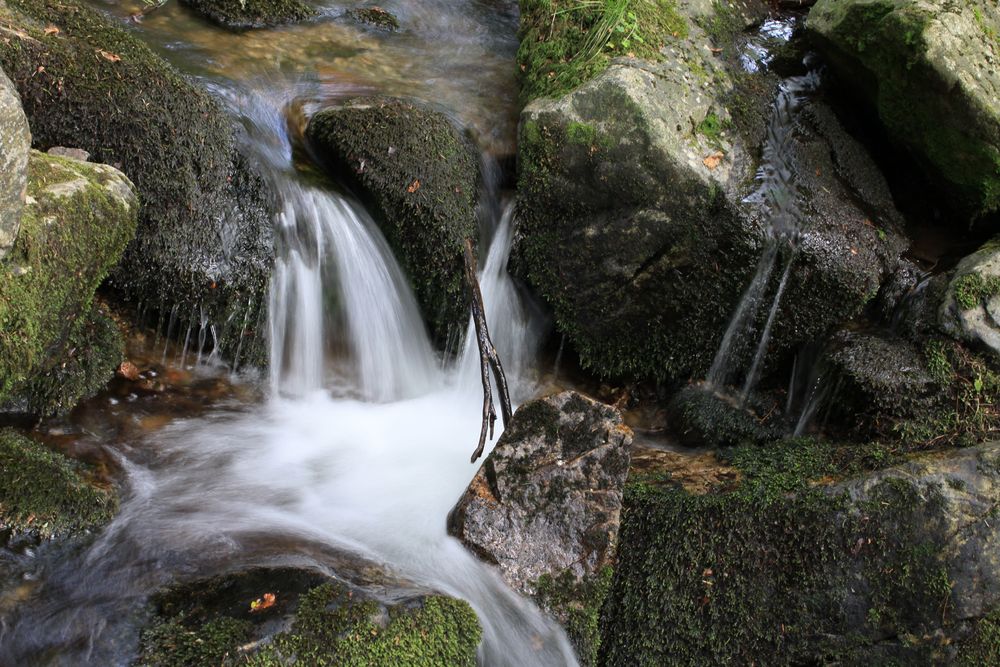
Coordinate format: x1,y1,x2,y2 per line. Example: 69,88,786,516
0,0,274,368
347,7,400,31
179,0,316,29
138,566,481,666
806,0,1000,216
0,151,137,416
448,391,632,663
516,2,906,383
0,428,117,540
307,98,479,339
46,146,89,162
0,67,29,260
601,439,1000,665
940,238,1000,356
667,385,782,448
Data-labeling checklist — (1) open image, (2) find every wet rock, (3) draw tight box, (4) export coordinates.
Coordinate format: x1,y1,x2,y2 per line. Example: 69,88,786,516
306,97,479,339
347,6,400,31
0,67,29,260
0,0,274,368
179,0,316,29
448,391,631,663
807,0,1000,216
138,566,481,666
940,238,1000,356
667,385,782,448
0,151,136,416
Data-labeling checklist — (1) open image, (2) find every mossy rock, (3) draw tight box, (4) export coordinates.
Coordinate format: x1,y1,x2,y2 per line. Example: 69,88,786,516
0,67,29,259
0,150,136,415
306,98,479,340
138,567,482,666
0,0,273,369
179,0,317,30
940,237,1000,357
0,428,117,539
346,7,400,31
667,385,782,448
807,0,1000,217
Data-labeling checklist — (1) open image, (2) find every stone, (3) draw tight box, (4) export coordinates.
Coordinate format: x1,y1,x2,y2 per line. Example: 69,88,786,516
0,67,29,260
807,0,1000,216
347,7,400,31
46,146,90,162
179,0,316,29
940,238,1000,356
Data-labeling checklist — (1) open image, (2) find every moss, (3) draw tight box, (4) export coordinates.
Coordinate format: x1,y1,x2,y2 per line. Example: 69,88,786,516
533,566,613,667
179,0,315,29
957,609,1000,665
954,272,1000,311
347,7,400,31
0,152,135,415
695,111,728,148
516,0,688,104
139,615,253,667
0,428,117,538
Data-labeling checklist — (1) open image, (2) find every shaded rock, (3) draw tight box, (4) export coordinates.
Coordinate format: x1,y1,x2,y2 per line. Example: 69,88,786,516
306,98,479,339
347,6,400,31
0,151,137,416
0,0,274,368
448,390,631,663
0,67,29,260
179,0,316,29
807,0,1000,216
138,566,481,666
667,385,782,448
940,238,1000,356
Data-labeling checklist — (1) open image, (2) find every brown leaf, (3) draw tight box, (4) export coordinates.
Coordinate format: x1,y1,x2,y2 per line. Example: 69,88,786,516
43,25,60,36
703,151,724,170
407,179,420,193
97,49,122,63
250,592,276,613
117,361,140,381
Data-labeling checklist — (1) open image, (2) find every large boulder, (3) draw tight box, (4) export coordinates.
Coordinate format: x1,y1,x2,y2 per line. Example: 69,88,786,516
179,0,316,30
517,2,906,383
0,151,137,416
601,439,1000,665
0,68,29,259
940,238,1000,356
806,0,1000,216
448,391,632,664
306,98,479,340
0,0,274,368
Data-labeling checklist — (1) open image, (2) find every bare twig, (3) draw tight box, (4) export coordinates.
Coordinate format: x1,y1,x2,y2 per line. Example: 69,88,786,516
464,238,513,463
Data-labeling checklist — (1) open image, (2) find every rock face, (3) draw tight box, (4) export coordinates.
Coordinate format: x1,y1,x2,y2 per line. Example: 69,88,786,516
179,0,316,29
516,3,906,383
807,0,1000,216
0,151,137,415
0,67,29,259
940,238,1000,356
0,0,274,368
307,98,479,339
448,390,631,663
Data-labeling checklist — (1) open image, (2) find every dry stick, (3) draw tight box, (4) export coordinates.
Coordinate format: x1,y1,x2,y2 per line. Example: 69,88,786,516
463,238,513,463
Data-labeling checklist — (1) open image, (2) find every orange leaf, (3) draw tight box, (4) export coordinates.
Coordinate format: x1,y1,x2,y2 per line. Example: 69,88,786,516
97,49,121,63
43,25,60,36
703,151,724,170
407,179,420,193
250,592,276,612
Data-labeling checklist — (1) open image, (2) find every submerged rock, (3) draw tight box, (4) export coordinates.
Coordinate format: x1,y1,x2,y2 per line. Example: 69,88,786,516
138,566,481,666
448,390,632,663
0,150,137,416
940,238,1000,357
807,0,1000,216
0,0,274,368
306,98,479,340
179,0,316,29
0,68,29,260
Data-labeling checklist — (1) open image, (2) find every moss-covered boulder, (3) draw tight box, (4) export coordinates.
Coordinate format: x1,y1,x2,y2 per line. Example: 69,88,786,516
0,0,274,368
600,440,1000,665
667,385,782,448
346,7,400,32
517,1,905,383
0,428,117,539
0,67,29,259
940,238,1000,357
137,567,482,666
0,150,136,416
306,98,479,339
448,391,631,664
179,0,316,30
806,0,1000,217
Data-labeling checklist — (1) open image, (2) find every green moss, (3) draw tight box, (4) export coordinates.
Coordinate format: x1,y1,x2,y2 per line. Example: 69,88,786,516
0,152,135,415
696,111,727,148
140,615,253,667
179,0,315,29
954,272,1000,310
957,609,1000,665
0,428,117,538
533,566,613,666
517,0,688,104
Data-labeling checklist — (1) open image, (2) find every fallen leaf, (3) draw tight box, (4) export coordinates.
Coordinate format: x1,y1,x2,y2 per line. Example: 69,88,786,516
117,361,140,381
702,568,713,577
250,592,276,613
703,151,724,170
407,179,420,193
96,49,121,63
43,25,60,36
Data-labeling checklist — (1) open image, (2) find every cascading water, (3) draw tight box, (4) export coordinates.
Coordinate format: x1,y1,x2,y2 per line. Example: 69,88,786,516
0,90,576,666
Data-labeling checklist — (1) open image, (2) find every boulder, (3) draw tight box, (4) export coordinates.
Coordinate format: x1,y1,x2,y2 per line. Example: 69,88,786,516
347,7,400,31
0,150,137,416
448,391,632,663
667,385,783,448
306,98,479,340
940,238,1000,356
0,0,274,368
807,0,1000,216
0,67,29,259
179,0,316,29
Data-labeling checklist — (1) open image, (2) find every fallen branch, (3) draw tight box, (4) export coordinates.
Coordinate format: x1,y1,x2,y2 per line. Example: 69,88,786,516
464,237,513,463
